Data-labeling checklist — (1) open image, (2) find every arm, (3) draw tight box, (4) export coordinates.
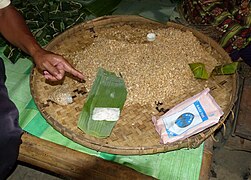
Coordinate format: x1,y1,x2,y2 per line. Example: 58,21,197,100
0,5,84,81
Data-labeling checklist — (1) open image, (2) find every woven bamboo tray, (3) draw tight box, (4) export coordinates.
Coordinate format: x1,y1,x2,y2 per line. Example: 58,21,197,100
30,15,238,155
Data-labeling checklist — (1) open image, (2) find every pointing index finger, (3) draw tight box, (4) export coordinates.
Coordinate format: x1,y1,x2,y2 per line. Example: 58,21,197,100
62,61,85,80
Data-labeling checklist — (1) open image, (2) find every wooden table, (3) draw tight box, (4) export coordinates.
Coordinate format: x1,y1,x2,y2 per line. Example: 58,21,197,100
19,133,213,179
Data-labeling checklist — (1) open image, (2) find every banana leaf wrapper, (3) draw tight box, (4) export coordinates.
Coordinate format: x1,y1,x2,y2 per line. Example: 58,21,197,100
78,68,127,138
189,63,209,80
211,62,239,75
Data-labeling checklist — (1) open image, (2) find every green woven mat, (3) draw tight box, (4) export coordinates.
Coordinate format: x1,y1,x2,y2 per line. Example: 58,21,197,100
2,55,203,180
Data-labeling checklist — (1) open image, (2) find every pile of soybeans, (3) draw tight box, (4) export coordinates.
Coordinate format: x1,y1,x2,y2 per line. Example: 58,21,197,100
66,25,220,107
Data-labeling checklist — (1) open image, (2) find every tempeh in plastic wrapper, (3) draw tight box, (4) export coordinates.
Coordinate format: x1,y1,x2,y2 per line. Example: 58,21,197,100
152,88,223,144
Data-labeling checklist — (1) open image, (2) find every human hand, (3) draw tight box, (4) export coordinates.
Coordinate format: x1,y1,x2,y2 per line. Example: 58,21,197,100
32,49,84,81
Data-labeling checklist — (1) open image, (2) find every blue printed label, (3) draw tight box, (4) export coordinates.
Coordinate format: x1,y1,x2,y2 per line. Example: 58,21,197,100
175,113,194,128
194,100,208,121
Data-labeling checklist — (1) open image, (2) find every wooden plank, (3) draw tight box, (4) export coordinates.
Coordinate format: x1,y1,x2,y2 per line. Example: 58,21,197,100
19,133,213,179
19,133,154,179
225,135,251,152
199,138,214,180
235,77,251,140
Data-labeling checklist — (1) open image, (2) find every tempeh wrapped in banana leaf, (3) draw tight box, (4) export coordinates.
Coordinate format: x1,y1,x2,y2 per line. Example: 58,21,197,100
211,62,239,75
189,63,209,80
78,68,127,138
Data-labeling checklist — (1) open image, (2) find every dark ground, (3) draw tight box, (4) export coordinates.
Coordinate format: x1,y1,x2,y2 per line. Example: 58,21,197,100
209,128,251,180
209,62,251,180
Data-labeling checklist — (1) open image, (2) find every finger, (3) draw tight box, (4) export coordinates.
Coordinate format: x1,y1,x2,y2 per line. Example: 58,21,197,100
43,74,58,81
61,61,85,80
43,62,64,80
43,70,60,81
43,70,49,75
58,68,65,78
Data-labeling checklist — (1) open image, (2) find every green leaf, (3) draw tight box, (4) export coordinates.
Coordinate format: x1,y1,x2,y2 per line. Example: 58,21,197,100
114,0,178,23
27,21,44,30
3,46,24,64
78,68,127,138
189,63,209,80
0,36,7,47
75,0,122,16
212,62,239,75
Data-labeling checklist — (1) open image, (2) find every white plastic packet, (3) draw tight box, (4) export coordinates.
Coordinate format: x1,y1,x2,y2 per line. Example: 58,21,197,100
152,88,223,144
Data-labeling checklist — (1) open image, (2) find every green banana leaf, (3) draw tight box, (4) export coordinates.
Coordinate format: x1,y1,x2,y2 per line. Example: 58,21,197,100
75,0,122,16
189,63,209,80
78,68,127,138
113,0,178,23
211,62,239,75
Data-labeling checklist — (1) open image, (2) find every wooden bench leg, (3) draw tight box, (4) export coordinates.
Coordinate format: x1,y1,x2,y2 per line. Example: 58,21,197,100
199,138,213,180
